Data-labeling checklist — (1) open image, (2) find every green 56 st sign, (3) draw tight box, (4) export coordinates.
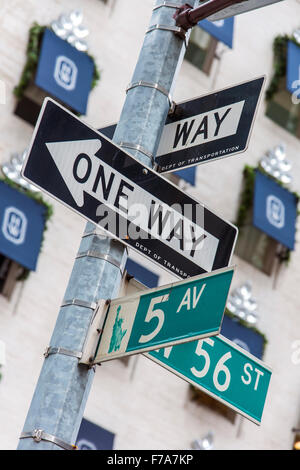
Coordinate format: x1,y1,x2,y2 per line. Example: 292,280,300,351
146,335,272,425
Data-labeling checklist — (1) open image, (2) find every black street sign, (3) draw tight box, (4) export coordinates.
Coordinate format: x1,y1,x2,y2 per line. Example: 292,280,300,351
156,77,264,173
22,98,238,279
100,78,265,175
206,0,284,21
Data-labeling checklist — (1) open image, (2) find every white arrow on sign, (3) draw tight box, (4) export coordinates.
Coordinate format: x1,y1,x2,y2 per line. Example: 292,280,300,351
46,139,102,207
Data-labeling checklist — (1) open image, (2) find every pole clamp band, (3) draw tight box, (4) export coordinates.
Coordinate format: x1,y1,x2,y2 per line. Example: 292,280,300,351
146,24,188,46
44,346,83,360
76,250,125,275
118,141,154,165
61,299,97,310
81,230,129,254
82,229,106,239
126,80,174,109
19,429,77,450
153,2,181,11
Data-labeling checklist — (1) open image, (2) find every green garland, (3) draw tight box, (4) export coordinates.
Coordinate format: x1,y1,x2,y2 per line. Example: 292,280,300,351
13,23,46,100
0,176,54,280
266,34,300,102
235,165,256,230
14,22,100,102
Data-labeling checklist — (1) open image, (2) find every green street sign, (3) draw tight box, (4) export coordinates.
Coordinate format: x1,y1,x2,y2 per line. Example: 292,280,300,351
146,335,272,425
93,266,234,363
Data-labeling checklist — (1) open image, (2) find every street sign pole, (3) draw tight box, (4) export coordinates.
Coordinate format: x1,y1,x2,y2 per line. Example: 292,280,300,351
17,0,200,450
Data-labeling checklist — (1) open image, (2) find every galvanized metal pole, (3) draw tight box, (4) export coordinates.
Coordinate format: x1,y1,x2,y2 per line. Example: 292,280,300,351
17,0,199,450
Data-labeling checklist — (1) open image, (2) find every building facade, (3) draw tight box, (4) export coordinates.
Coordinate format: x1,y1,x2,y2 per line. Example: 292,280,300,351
0,0,299,450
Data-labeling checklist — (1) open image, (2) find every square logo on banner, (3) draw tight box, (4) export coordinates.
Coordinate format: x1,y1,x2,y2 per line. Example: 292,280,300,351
0,182,46,271
35,28,94,114
54,56,78,91
253,170,297,251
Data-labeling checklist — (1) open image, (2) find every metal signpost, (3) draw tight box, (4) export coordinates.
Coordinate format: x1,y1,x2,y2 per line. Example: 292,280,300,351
92,266,234,362
22,98,238,280
146,334,272,425
17,0,278,451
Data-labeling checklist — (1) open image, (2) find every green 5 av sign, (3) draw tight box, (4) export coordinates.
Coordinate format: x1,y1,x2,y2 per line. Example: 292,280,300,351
146,335,272,425
94,267,234,363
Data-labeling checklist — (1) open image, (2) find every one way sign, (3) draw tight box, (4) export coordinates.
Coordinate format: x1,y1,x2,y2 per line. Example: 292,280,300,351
22,98,238,279
156,77,265,173
99,78,265,174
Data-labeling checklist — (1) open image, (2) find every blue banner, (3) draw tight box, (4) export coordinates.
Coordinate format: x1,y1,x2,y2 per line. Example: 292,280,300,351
221,315,264,359
76,419,115,450
198,17,234,49
253,170,297,250
35,29,94,114
286,40,300,95
0,182,46,271
174,167,196,186
125,258,159,288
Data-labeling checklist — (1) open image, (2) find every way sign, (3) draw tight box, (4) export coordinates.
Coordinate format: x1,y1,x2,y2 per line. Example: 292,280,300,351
93,266,234,363
99,78,264,174
156,77,265,173
206,0,284,21
146,335,272,425
22,98,238,279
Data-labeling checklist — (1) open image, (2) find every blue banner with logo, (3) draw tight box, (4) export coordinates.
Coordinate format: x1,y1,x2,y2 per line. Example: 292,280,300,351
76,418,115,450
286,40,300,94
253,170,297,250
221,315,264,359
35,28,94,114
198,17,234,49
0,182,46,271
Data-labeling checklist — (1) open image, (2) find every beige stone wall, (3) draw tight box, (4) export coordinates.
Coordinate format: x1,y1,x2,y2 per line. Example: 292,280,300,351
0,0,299,450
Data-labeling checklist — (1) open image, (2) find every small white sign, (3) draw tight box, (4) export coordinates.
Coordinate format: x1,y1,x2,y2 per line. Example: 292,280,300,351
0,340,6,366
0,79,5,105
